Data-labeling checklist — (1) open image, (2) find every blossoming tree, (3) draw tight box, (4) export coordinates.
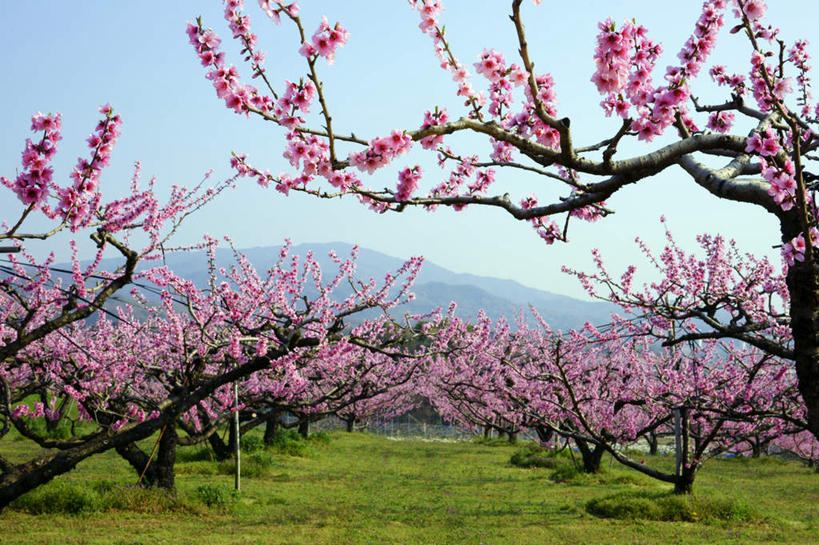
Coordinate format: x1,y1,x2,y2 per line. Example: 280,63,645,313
0,107,428,506
0,106,238,506
190,0,819,438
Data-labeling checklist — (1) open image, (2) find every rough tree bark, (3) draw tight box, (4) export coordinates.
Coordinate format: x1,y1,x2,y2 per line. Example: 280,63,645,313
115,427,178,489
0,352,278,510
574,438,606,474
298,418,309,439
263,408,281,445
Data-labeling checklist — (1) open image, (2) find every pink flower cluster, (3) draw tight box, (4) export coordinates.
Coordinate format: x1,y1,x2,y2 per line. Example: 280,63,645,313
569,203,605,223
99,166,152,233
2,106,122,231
408,1,487,112
706,111,735,132
473,49,528,117
410,1,541,119
593,20,646,94
788,40,813,116
396,166,422,201
745,127,781,157
467,168,495,195
760,157,796,211
649,1,725,139
349,131,413,175
408,0,443,37
258,0,299,24
592,18,662,120
13,401,61,421
187,20,272,115
732,0,766,22
234,139,359,196
322,168,359,192
1,112,61,208
274,79,316,128
428,155,480,208
57,105,122,229
474,49,507,83
298,16,349,65
747,45,792,112
223,0,271,83
419,108,449,150
709,65,746,95
673,1,726,81
490,138,515,163
783,228,819,266
283,131,330,175
495,72,562,150
520,193,562,244
593,2,726,141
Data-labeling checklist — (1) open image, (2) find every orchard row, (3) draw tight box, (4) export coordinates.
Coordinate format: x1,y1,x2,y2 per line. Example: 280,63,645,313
3,0,819,508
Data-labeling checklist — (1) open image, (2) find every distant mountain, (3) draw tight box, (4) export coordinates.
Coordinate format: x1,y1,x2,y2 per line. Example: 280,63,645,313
138,242,616,331
54,242,615,330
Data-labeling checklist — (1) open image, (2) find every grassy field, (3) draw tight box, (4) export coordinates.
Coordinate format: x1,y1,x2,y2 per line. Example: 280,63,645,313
1,430,817,544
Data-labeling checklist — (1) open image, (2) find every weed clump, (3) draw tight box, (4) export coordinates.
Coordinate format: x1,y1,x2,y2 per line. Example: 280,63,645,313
101,485,192,513
309,430,331,445
12,481,101,514
269,428,315,457
218,450,280,478
586,490,755,522
474,436,516,447
549,463,590,483
241,434,265,453
11,480,194,515
195,483,240,507
510,445,570,469
176,446,215,463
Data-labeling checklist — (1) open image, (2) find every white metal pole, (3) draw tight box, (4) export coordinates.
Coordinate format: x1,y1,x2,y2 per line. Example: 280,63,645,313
234,381,241,492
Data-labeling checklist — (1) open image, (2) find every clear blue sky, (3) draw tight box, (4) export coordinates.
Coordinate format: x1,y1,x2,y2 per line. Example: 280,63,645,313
1,1,814,299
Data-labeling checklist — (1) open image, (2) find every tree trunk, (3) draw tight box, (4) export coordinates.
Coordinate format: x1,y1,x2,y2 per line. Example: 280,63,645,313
0,350,281,510
298,418,309,439
115,426,178,489
672,406,695,494
748,435,764,458
153,426,177,489
646,431,659,456
534,426,553,446
574,438,605,473
673,465,696,494
116,442,158,485
208,427,232,460
784,220,819,441
263,408,280,445
0,410,174,509
345,416,356,433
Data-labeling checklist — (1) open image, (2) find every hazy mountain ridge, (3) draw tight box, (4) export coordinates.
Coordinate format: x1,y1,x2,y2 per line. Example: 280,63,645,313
74,242,616,331
167,242,614,330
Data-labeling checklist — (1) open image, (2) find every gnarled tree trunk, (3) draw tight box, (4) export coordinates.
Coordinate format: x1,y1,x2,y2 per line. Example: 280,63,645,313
646,431,659,456
786,255,819,440
263,408,280,445
116,426,179,489
574,437,605,474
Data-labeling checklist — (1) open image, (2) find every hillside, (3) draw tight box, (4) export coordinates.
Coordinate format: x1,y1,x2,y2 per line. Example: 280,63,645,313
144,242,615,331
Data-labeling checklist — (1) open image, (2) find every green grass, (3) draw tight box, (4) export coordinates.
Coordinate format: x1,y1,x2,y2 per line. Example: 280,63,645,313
586,489,754,522
1,432,817,544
